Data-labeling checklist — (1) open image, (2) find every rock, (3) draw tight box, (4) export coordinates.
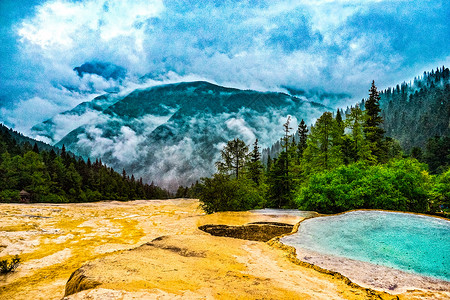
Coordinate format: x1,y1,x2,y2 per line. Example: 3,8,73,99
65,267,102,297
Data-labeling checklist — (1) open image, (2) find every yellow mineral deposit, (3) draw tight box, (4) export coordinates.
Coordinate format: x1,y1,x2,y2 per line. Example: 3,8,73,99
0,200,448,299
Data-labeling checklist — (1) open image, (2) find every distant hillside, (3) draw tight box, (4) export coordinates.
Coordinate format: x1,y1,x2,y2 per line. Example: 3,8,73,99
1,123,63,154
32,81,332,189
377,66,450,151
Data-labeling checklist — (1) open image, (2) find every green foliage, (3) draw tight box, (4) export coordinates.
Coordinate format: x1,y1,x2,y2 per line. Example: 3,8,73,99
198,174,264,213
266,152,295,208
247,139,264,185
194,78,448,215
424,136,450,174
0,190,20,202
344,105,374,164
297,119,308,160
303,112,343,172
295,159,431,214
0,255,21,274
175,185,190,198
431,169,450,210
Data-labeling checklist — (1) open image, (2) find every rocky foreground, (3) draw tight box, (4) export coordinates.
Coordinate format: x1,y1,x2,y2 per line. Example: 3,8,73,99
0,200,447,299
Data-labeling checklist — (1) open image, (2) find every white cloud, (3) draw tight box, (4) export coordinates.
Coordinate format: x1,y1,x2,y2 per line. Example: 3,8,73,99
225,118,256,144
1,0,448,137
18,0,164,51
1,97,66,135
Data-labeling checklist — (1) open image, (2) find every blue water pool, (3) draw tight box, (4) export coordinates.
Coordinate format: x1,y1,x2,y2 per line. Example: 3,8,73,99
281,211,450,281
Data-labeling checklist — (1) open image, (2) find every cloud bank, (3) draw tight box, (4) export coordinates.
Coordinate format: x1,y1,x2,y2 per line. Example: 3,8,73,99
0,0,449,134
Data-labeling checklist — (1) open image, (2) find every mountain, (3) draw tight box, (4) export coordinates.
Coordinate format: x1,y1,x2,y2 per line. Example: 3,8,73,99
34,81,331,190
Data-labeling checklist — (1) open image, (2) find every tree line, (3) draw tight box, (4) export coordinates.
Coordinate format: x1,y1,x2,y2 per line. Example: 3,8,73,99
0,124,170,202
190,81,450,215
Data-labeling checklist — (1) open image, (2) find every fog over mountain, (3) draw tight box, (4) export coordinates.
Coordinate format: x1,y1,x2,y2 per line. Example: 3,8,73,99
31,81,330,189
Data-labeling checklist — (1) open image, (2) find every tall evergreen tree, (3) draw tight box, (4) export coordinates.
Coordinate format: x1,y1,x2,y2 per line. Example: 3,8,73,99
281,116,293,200
266,154,272,171
345,105,373,163
248,139,263,185
266,153,291,208
281,116,292,154
216,138,249,179
303,112,342,171
32,143,40,154
297,119,308,160
364,81,385,161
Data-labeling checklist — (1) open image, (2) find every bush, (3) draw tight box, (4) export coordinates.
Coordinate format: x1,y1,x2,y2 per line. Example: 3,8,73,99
295,159,431,213
39,193,68,203
0,255,21,274
431,168,450,211
198,174,264,214
0,190,20,202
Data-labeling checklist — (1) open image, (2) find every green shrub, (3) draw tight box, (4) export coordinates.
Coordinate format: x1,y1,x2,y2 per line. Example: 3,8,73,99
431,168,450,211
0,255,21,274
0,190,20,202
39,193,68,203
198,174,264,213
295,159,431,213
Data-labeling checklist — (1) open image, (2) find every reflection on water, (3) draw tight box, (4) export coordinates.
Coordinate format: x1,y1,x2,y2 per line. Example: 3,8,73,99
282,211,450,281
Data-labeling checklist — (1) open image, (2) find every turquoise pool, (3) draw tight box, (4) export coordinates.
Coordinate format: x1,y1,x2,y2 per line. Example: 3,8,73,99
281,211,450,281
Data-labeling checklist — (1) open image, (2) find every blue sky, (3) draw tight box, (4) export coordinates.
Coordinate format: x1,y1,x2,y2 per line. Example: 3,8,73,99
0,0,449,134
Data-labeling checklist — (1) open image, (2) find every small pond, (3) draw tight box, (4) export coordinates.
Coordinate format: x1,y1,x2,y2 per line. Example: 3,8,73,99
281,211,450,281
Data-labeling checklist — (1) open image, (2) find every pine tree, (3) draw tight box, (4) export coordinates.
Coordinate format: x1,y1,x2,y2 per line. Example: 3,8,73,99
297,119,308,160
32,143,39,154
281,116,292,153
248,139,263,185
266,154,272,171
303,112,342,171
281,116,292,200
364,81,385,161
216,138,249,179
345,105,373,163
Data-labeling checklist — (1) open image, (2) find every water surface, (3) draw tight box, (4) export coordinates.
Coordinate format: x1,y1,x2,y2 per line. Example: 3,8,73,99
282,211,450,281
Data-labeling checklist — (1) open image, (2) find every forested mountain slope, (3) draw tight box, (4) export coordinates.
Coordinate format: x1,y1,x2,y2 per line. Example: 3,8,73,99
377,66,449,151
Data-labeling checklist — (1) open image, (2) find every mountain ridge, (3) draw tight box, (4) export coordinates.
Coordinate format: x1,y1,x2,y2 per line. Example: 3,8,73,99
38,81,331,189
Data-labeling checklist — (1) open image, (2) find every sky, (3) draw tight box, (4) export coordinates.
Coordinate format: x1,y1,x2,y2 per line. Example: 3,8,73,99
0,0,449,135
